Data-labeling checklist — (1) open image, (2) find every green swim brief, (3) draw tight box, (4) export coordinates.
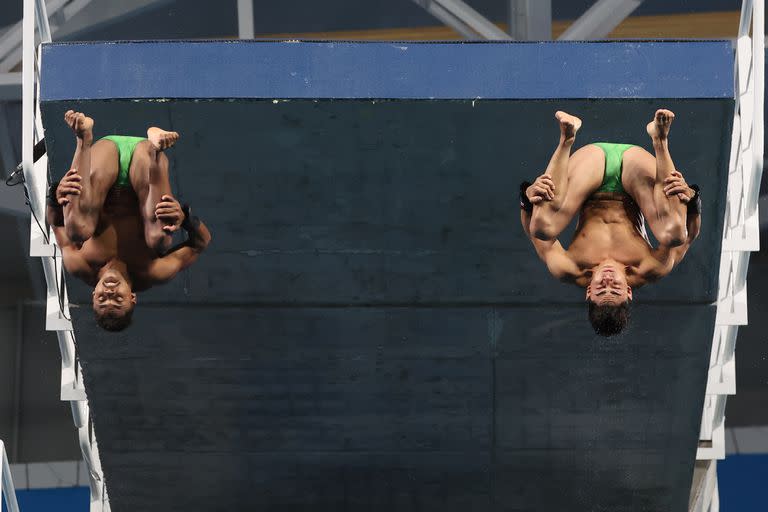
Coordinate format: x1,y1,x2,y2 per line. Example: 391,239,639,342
100,135,147,189
592,142,637,194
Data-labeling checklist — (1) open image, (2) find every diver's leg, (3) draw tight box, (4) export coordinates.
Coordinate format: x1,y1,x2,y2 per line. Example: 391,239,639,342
540,111,581,211
129,128,179,255
529,111,604,240
62,111,118,243
621,109,687,246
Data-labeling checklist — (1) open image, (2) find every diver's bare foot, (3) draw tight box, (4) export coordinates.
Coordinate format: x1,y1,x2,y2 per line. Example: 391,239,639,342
555,111,582,144
64,110,94,142
147,127,179,151
646,109,675,142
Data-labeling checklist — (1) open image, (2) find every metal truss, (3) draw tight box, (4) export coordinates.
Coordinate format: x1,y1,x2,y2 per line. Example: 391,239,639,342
693,1,764,511
1,0,94,73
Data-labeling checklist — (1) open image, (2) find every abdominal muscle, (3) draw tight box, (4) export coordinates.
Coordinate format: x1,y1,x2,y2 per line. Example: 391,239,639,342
74,189,156,282
566,194,653,282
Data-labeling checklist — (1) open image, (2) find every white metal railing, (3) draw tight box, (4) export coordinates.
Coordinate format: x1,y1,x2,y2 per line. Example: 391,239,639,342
1,440,21,512
21,1,109,511
696,0,764,511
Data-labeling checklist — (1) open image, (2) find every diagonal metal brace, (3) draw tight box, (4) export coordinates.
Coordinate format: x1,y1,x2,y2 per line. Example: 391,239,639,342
558,0,644,41
412,0,512,40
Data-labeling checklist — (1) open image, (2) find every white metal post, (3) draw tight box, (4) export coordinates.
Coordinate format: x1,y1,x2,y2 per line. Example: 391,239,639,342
508,0,551,40
22,1,34,168
237,0,255,39
748,0,764,217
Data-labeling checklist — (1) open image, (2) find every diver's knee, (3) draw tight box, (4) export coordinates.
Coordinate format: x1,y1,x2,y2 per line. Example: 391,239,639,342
64,218,95,244
530,216,556,241
659,222,686,247
145,228,172,255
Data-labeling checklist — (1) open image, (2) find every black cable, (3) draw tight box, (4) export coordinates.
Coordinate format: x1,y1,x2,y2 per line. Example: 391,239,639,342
5,168,73,323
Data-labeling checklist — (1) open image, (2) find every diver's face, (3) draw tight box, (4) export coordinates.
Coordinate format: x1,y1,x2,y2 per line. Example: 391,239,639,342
586,263,632,305
92,269,136,314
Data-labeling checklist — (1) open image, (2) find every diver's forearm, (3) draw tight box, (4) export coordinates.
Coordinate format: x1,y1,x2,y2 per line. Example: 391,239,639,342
184,219,211,252
180,204,211,252
46,204,65,227
165,219,210,256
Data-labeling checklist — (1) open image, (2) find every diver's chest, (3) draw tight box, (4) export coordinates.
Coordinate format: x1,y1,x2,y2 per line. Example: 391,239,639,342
569,224,650,268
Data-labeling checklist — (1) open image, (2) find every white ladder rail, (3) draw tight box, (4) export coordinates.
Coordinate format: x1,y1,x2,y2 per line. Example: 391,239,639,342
21,0,110,511
696,3,764,512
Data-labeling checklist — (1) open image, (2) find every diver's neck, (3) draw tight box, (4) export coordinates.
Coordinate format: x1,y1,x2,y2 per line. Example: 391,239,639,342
593,258,626,273
97,259,132,283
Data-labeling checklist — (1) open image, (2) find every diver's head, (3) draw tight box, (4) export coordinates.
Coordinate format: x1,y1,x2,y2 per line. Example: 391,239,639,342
585,260,632,337
92,266,136,332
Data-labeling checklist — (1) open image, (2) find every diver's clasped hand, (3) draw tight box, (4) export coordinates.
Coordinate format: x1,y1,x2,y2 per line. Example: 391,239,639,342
663,170,694,203
55,168,82,206
526,174,555,204
155,194,184,233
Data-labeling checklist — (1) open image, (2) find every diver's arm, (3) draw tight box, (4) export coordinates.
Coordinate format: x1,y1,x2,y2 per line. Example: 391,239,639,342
648,185,701,277
521,208,580,282
148,207,211,283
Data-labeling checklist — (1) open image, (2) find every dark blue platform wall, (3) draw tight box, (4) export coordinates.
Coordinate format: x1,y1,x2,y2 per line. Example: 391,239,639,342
69,304,713,512
39,41,731,512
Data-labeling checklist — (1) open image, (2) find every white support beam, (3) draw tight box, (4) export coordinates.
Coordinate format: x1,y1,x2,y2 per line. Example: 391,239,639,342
412,0,512,40
689,460,717,512
0,0,69,72
237,0,254,40
52,0,169,40
558,0,644,41
1,0,172,75
0,0,99,73
747,0,764,217
508,0,551,40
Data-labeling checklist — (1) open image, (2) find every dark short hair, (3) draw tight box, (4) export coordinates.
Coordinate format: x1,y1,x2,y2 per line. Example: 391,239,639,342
587,300,630,337
94,306,134,332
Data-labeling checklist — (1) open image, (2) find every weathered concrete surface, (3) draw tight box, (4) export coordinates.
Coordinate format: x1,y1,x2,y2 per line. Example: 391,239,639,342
66,302,713,512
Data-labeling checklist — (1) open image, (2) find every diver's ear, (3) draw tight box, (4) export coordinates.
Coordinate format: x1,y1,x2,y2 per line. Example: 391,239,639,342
627,286,633,301
130,293,137,305
585,285,591,301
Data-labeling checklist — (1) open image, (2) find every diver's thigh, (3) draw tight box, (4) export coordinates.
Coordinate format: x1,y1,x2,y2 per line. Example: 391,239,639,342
621,146,658,213
559,144,605,212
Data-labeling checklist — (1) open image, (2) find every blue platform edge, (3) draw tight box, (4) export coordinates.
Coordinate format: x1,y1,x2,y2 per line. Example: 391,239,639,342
41,40,734,101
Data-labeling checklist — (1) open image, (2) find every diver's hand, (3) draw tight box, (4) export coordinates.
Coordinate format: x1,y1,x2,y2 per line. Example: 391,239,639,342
155,194,183,233
663,170,695,202
56,169,82,206
526,174,555,204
